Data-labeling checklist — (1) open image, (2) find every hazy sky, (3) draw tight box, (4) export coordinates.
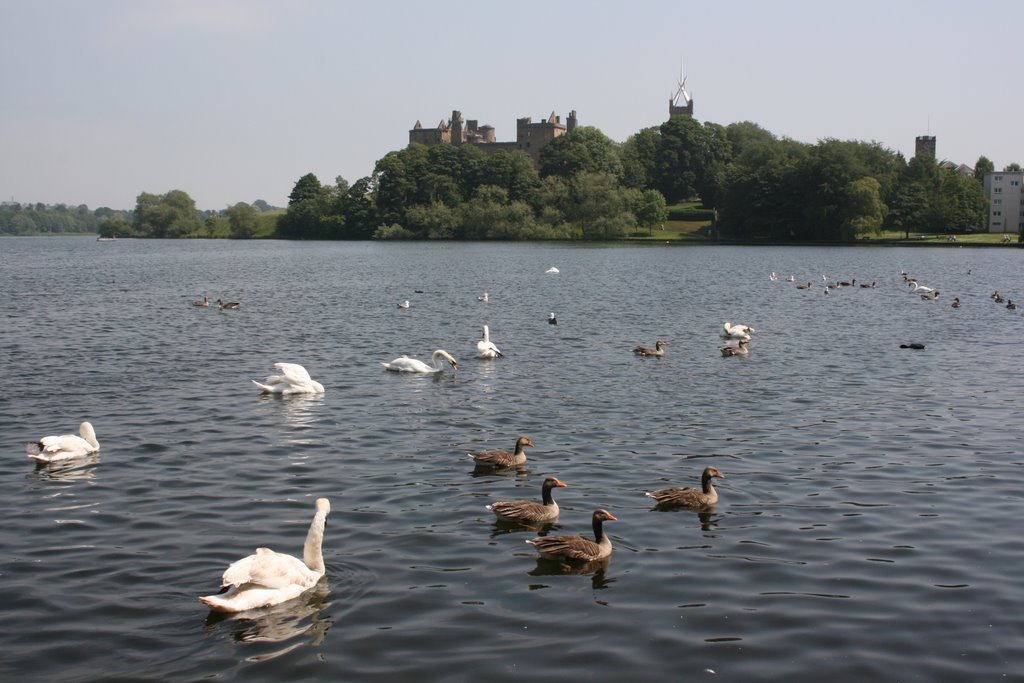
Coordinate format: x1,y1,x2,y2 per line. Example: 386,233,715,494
3,0,1022,210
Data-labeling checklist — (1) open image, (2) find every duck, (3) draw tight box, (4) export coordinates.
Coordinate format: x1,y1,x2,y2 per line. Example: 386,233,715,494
487,477,567,523
25,421,100,463
786,275,795,282
920,290,939,301
525,508,617,562
548,312,557,325
199,498,330,613
477,292,489,303
217,298,240,309
994,294,1005,304
722,322,754,339
477,324,502,359
859,281,876,288
252,362,325,395
545,266,560,274
1008,300,1017,310
468,435,534,469
900,343,926,350
951,297,961,308
646,466,725,508
991,290,1001,300
632,339,667,357
796,282,812,289
721,338,750,357
397,300,410,309
381,349,457,373
192,293,209,307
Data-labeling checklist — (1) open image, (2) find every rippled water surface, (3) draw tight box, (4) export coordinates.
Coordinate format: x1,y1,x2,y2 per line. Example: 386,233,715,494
1,237,1022,682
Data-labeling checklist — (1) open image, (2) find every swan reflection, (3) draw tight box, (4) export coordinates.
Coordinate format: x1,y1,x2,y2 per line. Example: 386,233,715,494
30,453,101,482
260,393,325,428
203,578,332,653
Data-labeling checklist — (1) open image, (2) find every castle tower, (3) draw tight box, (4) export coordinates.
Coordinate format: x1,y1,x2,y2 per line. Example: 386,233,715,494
915,135,936,160
451,110,465,145
668,65,693,119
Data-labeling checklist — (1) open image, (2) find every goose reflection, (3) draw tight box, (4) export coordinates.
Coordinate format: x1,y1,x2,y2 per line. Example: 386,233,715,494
203,578,332,650
528,557,614,589
489,517,556,538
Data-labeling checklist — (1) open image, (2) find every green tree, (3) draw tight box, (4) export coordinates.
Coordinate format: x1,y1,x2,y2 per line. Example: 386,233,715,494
279,173,331,238
634,189,668,234
227,202,259,238
133,190,200,237
539,127,623,180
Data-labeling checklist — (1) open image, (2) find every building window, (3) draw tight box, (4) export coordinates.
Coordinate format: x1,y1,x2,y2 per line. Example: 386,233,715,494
995,187,1003,193
1012,180,1020,186
996,175,1003,181
993,211,1002,216
994,199,1003,204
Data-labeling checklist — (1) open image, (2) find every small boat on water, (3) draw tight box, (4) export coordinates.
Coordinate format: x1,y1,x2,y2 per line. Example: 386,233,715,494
96,236,117,242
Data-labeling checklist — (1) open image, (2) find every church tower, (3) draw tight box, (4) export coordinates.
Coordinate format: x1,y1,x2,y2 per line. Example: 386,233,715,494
668,64,693,119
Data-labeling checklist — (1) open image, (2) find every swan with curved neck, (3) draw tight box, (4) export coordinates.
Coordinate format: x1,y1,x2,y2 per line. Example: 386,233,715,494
526,508,617,561
477,325,502,359
26,422,100,463
200,498,330,613
646,467,725,507
381,349,457,373
252,362,325,394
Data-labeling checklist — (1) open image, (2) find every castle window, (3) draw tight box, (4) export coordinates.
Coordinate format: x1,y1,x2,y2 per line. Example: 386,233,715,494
995,175,1003,181
994,187,1003,194
994,199,1002,205
993,211,1002,216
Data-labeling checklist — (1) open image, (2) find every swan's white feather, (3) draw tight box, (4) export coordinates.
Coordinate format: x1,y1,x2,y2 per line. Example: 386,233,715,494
26,422,99,463
252,362,324,394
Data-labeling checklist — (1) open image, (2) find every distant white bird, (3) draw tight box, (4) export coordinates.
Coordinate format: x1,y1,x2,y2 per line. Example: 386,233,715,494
397,300,410,309
477,324,502,359
252,362,325,395
769,272,778,281
478,292,489,302
548,312,557,325
722,322,755,339
199,498,330,613
26,421,100,463
786,275,795,282
908,283,935,293
546,266,560,274
382,349,458,373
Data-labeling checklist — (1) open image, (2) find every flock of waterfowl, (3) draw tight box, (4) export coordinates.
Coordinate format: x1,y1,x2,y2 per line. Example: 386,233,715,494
23,262,746,613
191,293,240,309
26,262,1015,614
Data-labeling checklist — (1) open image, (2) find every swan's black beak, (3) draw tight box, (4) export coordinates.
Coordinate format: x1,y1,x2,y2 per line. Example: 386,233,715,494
451,362,458,371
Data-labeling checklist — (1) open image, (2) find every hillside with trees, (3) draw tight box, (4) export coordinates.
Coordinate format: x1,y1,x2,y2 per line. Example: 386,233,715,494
5,115,995,242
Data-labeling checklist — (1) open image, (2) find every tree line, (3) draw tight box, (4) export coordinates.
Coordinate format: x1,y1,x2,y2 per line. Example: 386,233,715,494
8,115,1002,241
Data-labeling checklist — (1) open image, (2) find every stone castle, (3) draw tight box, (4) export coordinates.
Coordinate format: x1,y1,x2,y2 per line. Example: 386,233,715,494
409,109,578,165
407,69,693,165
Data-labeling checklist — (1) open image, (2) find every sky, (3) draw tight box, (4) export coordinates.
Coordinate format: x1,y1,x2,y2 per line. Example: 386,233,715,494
3,0,1023,211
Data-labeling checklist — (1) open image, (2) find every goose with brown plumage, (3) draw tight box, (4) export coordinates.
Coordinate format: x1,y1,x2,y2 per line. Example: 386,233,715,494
526,508,617,561
632,339,667,357
487,477,567,523
468,435,534,468
646,466,725,507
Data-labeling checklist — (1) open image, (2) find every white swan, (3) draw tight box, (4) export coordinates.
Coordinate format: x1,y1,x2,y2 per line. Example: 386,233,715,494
908,282,935,293
477,324,502,359
722,322,755,339
546,266,560,274
382,349,458,373
478,292,489,302
252,363,325,395
200,498,330,613
26,421,100,463
397,300,410,309
769,272,778,281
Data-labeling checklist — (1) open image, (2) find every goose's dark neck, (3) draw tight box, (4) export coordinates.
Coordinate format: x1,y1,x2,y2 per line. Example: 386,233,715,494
592,516,606,542
541,483,556,505
514,441,526,455
701,471,716,494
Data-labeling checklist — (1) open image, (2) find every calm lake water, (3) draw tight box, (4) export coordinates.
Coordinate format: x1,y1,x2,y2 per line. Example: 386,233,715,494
1,237,1022,682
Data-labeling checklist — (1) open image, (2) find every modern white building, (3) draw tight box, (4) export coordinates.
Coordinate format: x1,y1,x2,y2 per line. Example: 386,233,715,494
983,171,1024,233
